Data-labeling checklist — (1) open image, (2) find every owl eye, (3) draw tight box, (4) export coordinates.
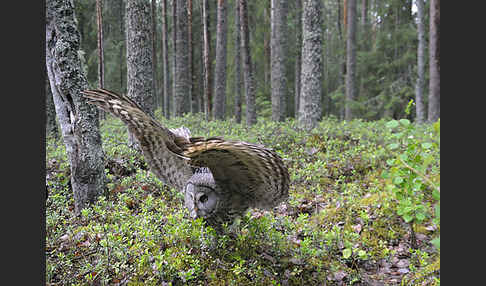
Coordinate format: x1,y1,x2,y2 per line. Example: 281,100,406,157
199,194,208,203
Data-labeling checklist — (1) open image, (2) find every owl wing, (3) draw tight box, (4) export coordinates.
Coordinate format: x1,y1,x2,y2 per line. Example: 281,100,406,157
179,138,290,210
82,89,193,191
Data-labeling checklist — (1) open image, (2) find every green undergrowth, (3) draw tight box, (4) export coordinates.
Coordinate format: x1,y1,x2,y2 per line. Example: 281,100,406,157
46,113,440,285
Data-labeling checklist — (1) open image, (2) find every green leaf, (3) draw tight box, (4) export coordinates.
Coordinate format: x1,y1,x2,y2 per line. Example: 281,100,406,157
357,249,368,260
415,212,426,222
388,143,399,150
393,176,404,185
399,119,411,126
342,248,352,259
421,142,433,149
403,213,414,223
432,189,440,201
386,120,399,129
431,236,440,250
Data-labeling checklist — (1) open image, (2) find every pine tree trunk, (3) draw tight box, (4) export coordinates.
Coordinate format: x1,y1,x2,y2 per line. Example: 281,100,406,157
239,0,257,126
299,0,322,131
161,0,171,118
126,0,155,116
234,1,242,123
263,2,271,90
172,0,177,117
428,0,440,123
118,0,125,93
188,0,198,113
46,0,105,216
174,0,191,116
271,0,288,122
345,0,357,121
96,0,105,88
201,0,213,120
96,0,105,120
151,0,159,108
126,0,155,146
213,0,228,120
294,0,302,118
45,77,58,138
415,0,426,124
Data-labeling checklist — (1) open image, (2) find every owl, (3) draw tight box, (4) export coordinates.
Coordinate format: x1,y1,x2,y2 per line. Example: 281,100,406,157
82,89,289,229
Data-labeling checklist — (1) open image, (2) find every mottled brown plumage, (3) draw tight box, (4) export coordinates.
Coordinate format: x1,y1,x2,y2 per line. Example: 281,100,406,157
82,89,289,228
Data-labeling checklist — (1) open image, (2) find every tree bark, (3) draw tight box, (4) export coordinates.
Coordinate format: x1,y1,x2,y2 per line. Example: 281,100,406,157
213,0,228,120
234,1,242,123
96,0,106,120
201,0,213,120
415,0,426,123
126,0,155,116
46,0,105,216
96,0,105,88
188,0,197,113
151,0,159,108
263,2,271,89
45,77,58,138
161,0,171,118
294,0,302,118
299,0,322,131
345,0,357,121
428,0,440,122
271,0,288,122
118,0,125,93
174,0,191,116
239,0,257,126
172,0,177,117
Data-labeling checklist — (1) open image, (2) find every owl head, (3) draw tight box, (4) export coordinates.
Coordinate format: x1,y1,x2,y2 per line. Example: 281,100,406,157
184,169,222,220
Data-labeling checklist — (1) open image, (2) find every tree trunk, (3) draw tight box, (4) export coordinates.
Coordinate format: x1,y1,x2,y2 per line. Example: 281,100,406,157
271,0,288,122
345,0,357,121
174,0,191,116
96,0,105,120
201,0,213,120
337,0,345,119
119,0,125,93
46,0,105,216
126,0,155,116
299,0,322,131
96,0,105,88
161,0,171,118
415,0,426,124
428,0,440,123
213,0,228,120
151,0,159,108
126,0,155,146
45,77,58,138
239,0,257,126
263,2,271,90
172,0,177,117
188,0,197,113
234,1,242,123
294,0,302,118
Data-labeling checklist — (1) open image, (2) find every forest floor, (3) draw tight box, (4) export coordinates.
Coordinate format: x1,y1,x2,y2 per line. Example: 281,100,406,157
46,113,440,285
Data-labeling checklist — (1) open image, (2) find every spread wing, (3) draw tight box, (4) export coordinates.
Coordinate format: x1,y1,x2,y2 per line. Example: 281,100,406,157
82,89,290,209
82,89,193,191
179,138,290,209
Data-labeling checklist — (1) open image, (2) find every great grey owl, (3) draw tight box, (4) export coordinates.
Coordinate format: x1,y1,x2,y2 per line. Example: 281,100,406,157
82,89,289,228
